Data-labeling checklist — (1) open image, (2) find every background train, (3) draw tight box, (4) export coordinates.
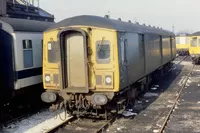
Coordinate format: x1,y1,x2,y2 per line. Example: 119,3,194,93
0,0,55,109
175,34,190,55
189,31,200,64
0,17,54,107
41,15,176,118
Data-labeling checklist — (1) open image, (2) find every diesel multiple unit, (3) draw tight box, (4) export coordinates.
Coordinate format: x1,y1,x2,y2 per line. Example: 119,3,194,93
41,15,176,118
176,34,190,55
189,32,200,64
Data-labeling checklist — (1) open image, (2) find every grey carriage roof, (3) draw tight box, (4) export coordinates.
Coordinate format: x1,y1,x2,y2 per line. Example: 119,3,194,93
0,17,54,32
191,31,200,36
176,33,191,37
47,15,174,35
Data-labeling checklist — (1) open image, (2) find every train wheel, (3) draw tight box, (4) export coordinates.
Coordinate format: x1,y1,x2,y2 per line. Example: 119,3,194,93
126,87,137,110
192,58,198,64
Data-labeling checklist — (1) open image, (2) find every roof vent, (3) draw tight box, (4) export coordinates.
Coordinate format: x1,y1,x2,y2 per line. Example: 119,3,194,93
143,24,146,26
128,20,132,23
148,25,151,27
118,18,122,21
135,22,139,24
104,15,110,18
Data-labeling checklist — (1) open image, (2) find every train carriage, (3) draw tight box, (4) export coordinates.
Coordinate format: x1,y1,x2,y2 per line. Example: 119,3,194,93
189,32,200,64
176,34,190,55
41,15,176,118
0,17,54,106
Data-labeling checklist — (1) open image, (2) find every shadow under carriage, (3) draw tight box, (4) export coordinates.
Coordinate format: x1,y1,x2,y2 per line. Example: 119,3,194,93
118,61,185,119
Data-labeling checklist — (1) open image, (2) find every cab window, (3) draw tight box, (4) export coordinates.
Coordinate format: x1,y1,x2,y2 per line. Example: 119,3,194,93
96,40,110,64
191,38,197,47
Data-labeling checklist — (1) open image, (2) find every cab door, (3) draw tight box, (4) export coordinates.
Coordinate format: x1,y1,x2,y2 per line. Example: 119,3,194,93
119,33,129,89
63,31,88,93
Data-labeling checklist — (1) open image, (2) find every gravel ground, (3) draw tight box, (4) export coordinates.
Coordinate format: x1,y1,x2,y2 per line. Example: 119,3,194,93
0,110,72,133
164,64,200,133
107,57,194,133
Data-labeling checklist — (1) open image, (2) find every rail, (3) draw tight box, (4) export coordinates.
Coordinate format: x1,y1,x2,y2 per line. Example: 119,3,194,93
159,63,195,133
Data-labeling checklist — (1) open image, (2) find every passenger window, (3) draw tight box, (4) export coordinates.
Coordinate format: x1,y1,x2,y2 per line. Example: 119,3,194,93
186,37,189,44
176,37,180,44
198,39,200,46
23,40,33,68
191,38,197,47
96,40,110,64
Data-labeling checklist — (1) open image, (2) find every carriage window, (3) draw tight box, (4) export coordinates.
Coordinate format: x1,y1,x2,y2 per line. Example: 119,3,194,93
23,40,33,68
198,39,200,46
176,37,180,44
186,37,190,44
191,38,197,47
96,40,110,64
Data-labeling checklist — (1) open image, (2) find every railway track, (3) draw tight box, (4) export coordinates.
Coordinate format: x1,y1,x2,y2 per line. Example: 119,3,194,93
173,55,188,65
158,64,195,133
0,56,189,133
47,114,116,133
46,56,190,133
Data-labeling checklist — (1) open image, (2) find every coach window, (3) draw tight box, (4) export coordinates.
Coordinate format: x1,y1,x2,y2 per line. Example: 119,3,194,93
198,39,200,46
191,37,197,47
23,40,33,68
186,37,189,44
96,40,110,64
176,37,180,44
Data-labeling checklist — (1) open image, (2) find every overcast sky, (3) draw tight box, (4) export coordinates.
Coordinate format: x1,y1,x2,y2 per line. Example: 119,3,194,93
39,0,199,33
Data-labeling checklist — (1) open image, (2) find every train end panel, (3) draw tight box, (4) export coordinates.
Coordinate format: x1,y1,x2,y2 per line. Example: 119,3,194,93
176,35,190,56
42,26,120,104
189,36,200,64
40,15,175,118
